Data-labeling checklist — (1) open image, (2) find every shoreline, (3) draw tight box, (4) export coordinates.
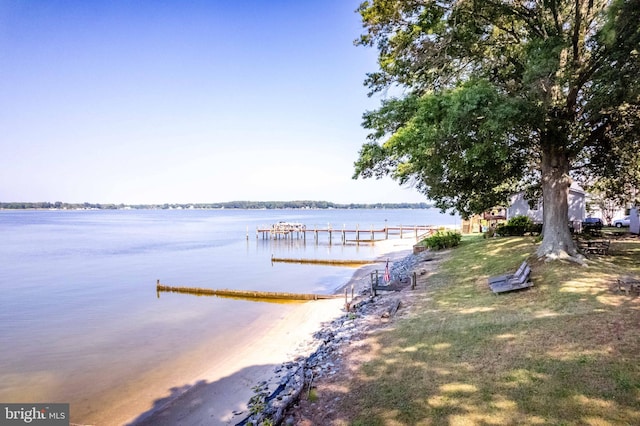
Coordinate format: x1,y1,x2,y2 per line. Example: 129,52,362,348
333,238,418,294
126,238,418,426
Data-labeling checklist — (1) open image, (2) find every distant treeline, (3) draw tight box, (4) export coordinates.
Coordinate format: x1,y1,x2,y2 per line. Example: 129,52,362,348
0,201,433,210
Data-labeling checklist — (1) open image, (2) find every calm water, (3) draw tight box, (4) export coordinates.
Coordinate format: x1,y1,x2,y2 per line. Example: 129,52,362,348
0,208,458,422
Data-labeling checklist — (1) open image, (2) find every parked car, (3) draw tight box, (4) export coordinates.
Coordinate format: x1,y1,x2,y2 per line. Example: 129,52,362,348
613,216,631,227
582,217,603,230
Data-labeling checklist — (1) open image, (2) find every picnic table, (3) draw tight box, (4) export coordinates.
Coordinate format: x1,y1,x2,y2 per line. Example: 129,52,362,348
617,276,640,295
577,239,611,255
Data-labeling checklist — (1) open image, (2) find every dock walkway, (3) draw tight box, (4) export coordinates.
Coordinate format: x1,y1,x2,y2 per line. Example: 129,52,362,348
254,224,437,244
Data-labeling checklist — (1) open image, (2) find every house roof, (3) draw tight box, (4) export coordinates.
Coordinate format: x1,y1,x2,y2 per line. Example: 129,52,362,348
570,182,586,195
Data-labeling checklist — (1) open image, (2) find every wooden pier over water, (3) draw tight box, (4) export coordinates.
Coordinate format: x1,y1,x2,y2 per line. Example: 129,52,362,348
253,223,437,244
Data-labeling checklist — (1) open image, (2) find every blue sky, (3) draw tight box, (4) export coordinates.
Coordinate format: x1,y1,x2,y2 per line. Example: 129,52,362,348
0,1,425,204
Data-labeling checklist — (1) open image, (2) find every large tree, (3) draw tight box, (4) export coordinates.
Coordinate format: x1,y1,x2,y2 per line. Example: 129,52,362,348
353,0,640,260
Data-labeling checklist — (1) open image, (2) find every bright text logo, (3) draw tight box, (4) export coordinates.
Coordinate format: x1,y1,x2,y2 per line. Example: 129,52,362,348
1,404,68,426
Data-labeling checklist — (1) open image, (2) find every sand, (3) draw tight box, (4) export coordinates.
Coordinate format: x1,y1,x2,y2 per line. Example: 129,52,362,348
123,238,417,426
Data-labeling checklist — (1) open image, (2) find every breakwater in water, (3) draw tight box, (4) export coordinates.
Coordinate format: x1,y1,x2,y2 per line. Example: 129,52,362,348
156,281,342,301
270,256,375,266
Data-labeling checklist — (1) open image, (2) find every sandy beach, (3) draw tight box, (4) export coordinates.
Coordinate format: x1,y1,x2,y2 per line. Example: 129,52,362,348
123,238,417,426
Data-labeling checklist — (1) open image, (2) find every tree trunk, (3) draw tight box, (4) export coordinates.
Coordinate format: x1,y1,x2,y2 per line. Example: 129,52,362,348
536,143,580,260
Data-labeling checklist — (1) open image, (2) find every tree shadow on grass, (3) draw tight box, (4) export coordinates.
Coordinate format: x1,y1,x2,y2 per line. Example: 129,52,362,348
310,307,640,425
295,237,640,425
127,364,278,426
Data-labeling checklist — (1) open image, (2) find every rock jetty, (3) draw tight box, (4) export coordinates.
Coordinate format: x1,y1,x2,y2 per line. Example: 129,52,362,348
236,249,437,426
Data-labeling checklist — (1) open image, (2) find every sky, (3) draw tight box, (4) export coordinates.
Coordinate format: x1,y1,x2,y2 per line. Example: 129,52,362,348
0,0,426,205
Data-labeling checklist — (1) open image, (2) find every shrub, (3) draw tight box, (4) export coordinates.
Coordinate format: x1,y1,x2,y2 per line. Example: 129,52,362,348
496,224,523,236
507,215,534,228
496,215,537,236
422,231,462,250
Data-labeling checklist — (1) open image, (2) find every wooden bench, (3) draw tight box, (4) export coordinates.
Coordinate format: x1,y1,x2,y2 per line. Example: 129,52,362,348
488,261,533,294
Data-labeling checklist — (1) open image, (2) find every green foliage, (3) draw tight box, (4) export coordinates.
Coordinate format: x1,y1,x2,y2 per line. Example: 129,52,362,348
248,384,269,416
495,215,537,236
355,80,529,218
507,215,534,228
421,231,462,250
353,0,640,255
308,388,319,402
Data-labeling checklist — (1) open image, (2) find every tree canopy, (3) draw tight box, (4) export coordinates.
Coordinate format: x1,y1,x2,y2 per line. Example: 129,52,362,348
353,0,640,260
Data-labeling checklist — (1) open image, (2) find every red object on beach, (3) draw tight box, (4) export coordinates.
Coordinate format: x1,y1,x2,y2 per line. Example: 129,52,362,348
384,260,390,282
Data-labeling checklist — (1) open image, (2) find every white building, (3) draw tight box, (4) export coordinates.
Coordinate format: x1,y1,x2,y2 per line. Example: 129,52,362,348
507,183,586,224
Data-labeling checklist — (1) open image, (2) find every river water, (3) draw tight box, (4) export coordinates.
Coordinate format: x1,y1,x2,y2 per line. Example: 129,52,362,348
0,208,458,423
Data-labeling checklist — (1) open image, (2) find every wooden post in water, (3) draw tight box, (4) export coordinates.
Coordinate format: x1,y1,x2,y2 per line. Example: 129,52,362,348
414,226,418,240
400,225,403,239
356,224,360,245
370,273,376,297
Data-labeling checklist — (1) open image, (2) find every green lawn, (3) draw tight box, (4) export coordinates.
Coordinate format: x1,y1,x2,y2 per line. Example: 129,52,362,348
340,235,640,425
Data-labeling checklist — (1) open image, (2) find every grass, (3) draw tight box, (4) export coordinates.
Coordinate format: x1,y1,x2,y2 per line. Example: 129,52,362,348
337,235,640,425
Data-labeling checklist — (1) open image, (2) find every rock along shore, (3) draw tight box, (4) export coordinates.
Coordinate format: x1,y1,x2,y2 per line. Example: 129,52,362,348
237,247,439,426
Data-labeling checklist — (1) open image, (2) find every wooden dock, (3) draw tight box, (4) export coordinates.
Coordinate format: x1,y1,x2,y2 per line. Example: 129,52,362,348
253,223,437,243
